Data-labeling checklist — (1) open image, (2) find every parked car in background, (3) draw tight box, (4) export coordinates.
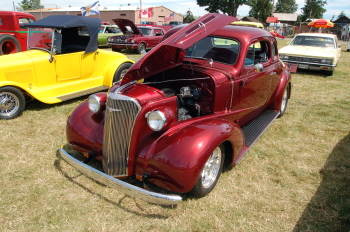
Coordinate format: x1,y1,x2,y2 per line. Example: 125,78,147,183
107,18,166,54
60,13,294,205
279,33,341,76
169,21,182,26
0,15,134,119
231,21,264,29
98,25,122,46
0,11,36,55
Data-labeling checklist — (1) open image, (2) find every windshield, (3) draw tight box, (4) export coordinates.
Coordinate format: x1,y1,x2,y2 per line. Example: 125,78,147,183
138,28,152,36
185,36,240,65
99,26,121,34
291,35,335,48
28,28,53,51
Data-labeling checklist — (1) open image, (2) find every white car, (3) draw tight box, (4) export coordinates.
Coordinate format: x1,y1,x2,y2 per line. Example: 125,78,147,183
279,33,341,76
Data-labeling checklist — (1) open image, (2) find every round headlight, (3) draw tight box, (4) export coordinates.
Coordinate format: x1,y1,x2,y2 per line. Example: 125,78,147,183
88,94,101,113
130,39,135,43
146,110,166,131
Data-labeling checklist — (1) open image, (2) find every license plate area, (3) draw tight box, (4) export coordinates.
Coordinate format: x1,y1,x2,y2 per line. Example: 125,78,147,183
298,64,308,69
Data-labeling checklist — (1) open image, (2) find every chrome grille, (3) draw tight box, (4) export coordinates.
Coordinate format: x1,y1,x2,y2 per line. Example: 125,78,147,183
103,92,141,176
284,56,323,64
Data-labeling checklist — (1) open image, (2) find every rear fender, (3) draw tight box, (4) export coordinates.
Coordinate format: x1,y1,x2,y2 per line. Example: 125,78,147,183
270,69,292,111
137,118,244,193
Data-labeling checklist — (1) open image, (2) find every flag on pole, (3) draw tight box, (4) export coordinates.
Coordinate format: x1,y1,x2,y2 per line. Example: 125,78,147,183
164,12,175,22
81,1,99,16
139,7,153,18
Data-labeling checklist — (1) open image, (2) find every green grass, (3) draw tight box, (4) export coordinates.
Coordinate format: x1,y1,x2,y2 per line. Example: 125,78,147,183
0,41,349,231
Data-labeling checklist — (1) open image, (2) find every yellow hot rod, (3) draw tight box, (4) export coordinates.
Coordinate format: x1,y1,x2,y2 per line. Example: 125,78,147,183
0,15,134,119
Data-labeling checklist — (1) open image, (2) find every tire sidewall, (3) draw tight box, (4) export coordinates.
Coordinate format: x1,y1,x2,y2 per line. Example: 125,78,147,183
190,144,225,197
112,62,133,83
137,43,146,54
278,84,290,118
0,87,25,119
0,35,21,55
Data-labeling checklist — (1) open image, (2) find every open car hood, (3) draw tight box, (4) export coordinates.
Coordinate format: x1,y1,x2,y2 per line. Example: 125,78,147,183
112,18,142,35
24,15,100,54
122,13,237,84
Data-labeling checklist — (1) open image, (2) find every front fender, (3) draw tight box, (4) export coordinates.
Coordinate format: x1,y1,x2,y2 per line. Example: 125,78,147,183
66,92,106,154
136,118,244,193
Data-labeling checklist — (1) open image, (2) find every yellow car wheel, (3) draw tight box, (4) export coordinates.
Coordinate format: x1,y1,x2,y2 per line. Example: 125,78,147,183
0,87,25,120
113,62,133,83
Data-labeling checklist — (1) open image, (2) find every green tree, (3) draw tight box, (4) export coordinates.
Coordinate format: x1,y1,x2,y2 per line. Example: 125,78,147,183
197,0,249,17
18,0,43,11
183,10,196,23
274,0,298,13
336,11,346,20
247,0,273,23
299,0,327,22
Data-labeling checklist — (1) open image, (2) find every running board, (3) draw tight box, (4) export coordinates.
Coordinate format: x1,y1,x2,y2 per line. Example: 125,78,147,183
241,110,280,147
57,86,109,101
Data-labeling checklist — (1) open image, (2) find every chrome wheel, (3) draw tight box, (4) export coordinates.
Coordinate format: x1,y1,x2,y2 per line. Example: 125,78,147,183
112,63,133,83
0,92,20,118
120,69,128,79
0,87,25,119
137,43,146,54
190,144,225,197
280,88,288,113
278,85,289,118
201,147,222,189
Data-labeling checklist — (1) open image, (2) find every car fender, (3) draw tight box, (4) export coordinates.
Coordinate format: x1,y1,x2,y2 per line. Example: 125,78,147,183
137,118,244,193
270,68,292,111
0,81,41,101
66,92,107,154
96,50,134,86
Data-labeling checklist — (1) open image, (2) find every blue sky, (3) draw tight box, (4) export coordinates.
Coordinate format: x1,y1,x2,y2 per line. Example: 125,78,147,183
1,0,349,20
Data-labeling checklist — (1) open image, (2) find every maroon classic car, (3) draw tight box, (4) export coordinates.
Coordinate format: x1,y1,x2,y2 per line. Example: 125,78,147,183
60,13,293,205
107,18,166,54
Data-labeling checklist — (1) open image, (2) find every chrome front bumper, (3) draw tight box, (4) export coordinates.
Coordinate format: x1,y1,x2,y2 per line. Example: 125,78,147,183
59,146,182,205
281,60,336,71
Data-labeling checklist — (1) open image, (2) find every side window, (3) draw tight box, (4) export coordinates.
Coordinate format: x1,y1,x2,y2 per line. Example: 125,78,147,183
19,18,34,29
272,41,277,57
245,40,270,66
154,29,163,36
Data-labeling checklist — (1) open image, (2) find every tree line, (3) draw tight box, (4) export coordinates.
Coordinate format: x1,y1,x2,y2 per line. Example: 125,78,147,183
18,0,347,24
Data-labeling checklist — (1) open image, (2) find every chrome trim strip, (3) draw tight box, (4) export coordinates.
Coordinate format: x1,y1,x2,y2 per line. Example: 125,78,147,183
108,43,138,46
59,146,182,205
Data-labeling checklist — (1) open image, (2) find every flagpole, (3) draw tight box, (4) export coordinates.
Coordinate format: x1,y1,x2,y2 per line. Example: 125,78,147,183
140,0,142,24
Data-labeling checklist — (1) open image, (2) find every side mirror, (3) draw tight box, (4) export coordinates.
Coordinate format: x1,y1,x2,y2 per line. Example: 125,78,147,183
254,63,263,73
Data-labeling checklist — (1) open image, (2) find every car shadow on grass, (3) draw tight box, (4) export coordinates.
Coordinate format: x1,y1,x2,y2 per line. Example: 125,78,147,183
54,146,182,216
295,69,332,78
293,132,350,231
25,95,88,112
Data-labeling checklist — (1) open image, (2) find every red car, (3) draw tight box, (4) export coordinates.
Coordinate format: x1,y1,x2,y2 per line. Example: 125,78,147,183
60,13,293,205
107,18,166,54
